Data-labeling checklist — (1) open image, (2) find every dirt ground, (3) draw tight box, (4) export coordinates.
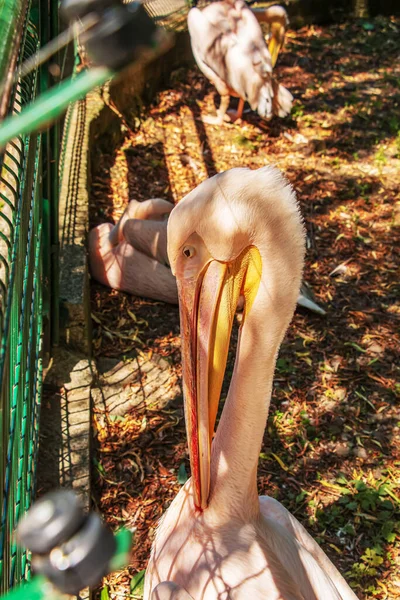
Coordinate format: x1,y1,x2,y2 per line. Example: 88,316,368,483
89,16,400,600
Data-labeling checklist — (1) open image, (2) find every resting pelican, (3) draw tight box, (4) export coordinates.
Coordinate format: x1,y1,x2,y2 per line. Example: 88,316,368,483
88,198,178,304
89,197,325,314
187,1,293,124
144,167,356,600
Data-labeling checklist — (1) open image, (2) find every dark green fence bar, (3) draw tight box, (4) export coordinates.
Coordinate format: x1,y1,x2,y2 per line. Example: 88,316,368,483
0,1,47,591
0,0,30,122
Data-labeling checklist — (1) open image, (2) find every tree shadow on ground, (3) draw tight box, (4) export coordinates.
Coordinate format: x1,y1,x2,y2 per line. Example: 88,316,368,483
125,142,175,203
278,18,400,159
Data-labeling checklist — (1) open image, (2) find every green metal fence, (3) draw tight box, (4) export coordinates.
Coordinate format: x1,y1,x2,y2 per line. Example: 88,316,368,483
0,0,186,592
0,0,58,592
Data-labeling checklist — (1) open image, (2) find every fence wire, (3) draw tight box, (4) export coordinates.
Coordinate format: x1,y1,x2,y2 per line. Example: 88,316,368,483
0,11,44,592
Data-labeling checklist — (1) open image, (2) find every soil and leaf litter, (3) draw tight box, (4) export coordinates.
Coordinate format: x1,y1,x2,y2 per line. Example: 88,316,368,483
90,17,400,600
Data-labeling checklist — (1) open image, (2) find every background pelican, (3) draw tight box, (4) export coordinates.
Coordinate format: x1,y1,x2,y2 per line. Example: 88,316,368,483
187,1,293,124
88,198,178,304
145,167,356,600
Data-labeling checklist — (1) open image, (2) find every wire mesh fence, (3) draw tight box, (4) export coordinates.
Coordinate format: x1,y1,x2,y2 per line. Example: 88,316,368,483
143,0,190,30
0,0,196,593
0,4,46,592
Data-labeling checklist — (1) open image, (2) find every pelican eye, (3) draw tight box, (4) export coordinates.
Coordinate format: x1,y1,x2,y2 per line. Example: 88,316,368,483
183,245,196,259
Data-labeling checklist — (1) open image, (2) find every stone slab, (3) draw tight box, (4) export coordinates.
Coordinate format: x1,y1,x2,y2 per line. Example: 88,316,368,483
92,352,180,416
39,347,94,511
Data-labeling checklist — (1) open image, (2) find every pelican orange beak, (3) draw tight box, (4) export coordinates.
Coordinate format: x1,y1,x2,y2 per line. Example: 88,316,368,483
177,246,262,510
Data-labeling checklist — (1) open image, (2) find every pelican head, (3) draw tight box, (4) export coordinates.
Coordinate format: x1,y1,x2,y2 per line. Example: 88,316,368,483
167,166,305,510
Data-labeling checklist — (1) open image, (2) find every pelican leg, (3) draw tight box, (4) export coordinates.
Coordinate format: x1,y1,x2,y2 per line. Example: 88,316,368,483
226,97,245,122
202,93,231,125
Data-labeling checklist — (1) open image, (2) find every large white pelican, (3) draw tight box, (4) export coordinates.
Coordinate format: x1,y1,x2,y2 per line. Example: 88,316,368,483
89,198,325,314
187,1,293,124
144,167,357,600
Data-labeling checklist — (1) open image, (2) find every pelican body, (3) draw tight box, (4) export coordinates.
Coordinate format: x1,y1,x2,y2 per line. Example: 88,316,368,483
145,167,356,600
88,198,177,304
188,1,293,124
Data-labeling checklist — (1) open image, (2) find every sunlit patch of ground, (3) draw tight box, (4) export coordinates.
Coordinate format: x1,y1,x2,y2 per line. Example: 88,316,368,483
90,17,400,600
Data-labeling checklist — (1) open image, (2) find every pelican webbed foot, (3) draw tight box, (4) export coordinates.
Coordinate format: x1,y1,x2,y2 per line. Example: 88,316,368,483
201,113,228,125
203,96,245,125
